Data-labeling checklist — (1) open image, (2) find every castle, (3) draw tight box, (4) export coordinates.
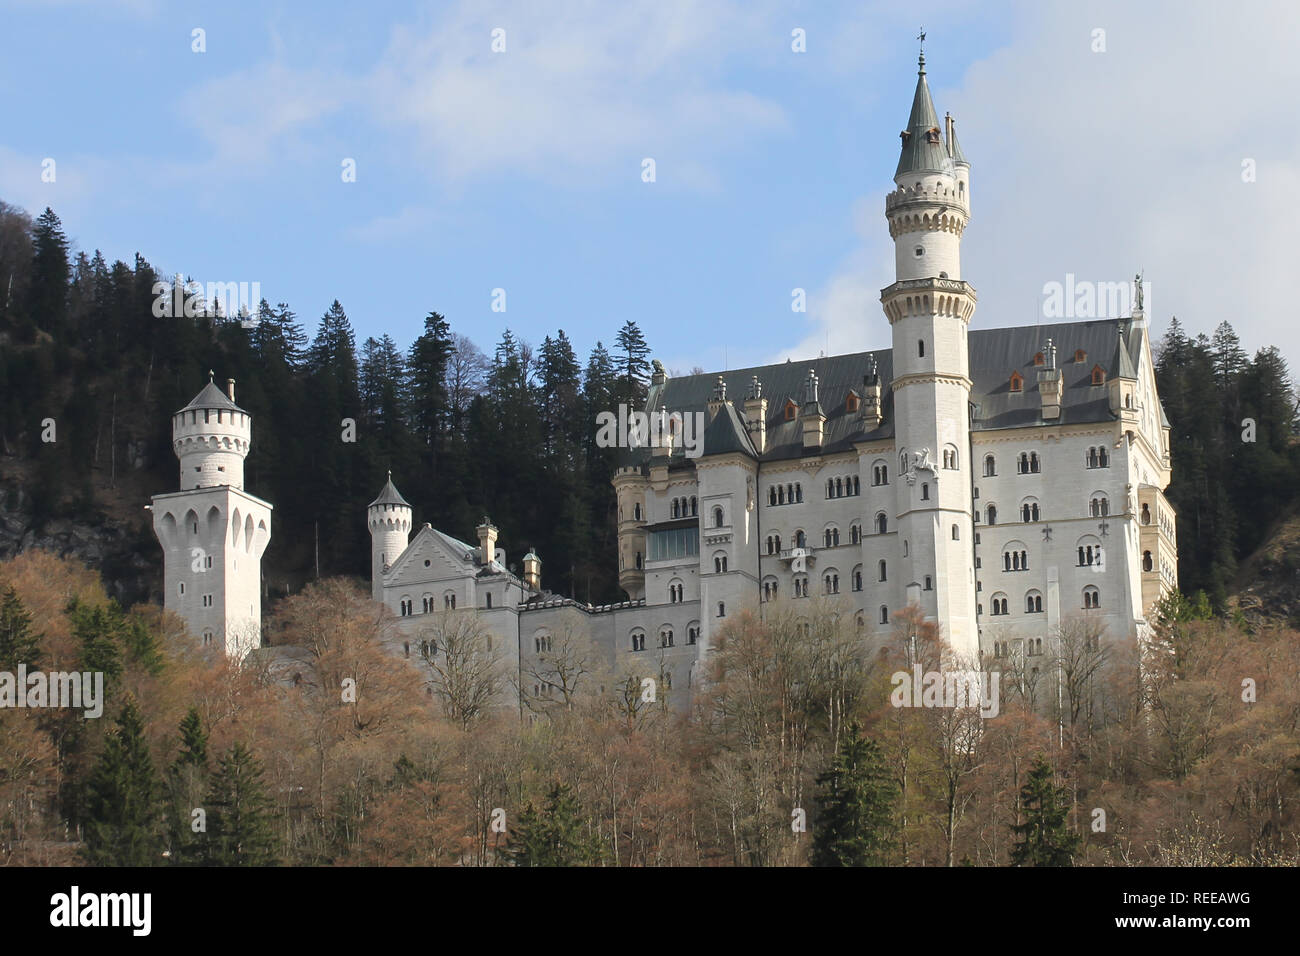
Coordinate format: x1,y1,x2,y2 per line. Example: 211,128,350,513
151,53,1178,709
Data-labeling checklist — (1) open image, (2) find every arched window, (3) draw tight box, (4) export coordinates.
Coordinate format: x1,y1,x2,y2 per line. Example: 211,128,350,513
823,572,839,595
485,593,492,609
796,484,803,503
1009,371,1023,392
1083,585,1101,609
852,566,863,591
850,524,861,545
1142,550,1153,572
1091,365,1106,386
631,630,646,652
713,506,724,528
1021,499,1040,522
872,462,889,486
879,606,889,625
918,339,925,358
770,487,778,506
718,602,726,618
991,593,1009,616
952,524,960,540
921,483,930,501
986,504,997,525
635,551,642,569
671,499,680,518
660,627,674,648
878,560,887,582
875,513,888,534
634,503,642,521
1076,536,1103,567
1141,503,1151,525
1002,544,1028,571
795,529,806,549
984,454,996,477
1090,496,1109,517
1026,590,1043,613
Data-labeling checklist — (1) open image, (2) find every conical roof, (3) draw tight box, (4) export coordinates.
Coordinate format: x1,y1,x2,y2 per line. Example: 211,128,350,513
369,471,410,508
894,55,949,178
948,115,969,166
181,372,244,413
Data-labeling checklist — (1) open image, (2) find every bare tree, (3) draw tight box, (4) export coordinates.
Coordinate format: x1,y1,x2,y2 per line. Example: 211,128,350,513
419,611,505,731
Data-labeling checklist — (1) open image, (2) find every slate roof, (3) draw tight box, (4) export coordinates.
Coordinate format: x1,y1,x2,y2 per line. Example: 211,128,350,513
895,57,949,178
368,472,411,508
181,380,244,413
618,318,1148,469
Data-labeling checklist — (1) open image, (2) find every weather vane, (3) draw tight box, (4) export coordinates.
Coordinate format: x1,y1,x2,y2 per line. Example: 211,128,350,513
918,27,926,69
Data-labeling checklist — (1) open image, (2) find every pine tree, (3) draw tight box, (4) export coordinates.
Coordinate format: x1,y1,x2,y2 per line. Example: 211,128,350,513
166,708,210,865
1009,755,1080,866
0,586,42,669
507,782,601,866
811,728,897,866
82,695,163,865
27,207,70,337
614,320,651,406
207,742,279,866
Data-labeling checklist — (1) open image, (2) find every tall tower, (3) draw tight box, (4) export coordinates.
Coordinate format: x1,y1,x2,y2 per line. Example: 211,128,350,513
151,373,273,660
881,45,979,661
367,472,412,601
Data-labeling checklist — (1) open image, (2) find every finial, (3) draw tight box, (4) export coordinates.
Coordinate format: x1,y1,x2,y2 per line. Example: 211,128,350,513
387,469,392,481
917,27,926,73
208,369,214,382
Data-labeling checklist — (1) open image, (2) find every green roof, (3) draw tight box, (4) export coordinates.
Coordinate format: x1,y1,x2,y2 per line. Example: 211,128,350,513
895,57,949,178
368,472,410,508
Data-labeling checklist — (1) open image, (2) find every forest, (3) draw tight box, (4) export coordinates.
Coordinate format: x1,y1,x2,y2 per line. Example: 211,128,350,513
2,201,1299,866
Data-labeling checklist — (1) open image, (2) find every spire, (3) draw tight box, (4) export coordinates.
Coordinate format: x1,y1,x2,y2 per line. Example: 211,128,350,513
368,472,410,508
946,111,969,167
895,36,947,178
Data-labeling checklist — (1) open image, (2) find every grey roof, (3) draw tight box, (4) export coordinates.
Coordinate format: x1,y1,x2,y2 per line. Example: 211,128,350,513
617,317,1146,469
895,58,949,178
947,115,969,166
181,380,244,413
368,472,410,508
1115,330,1138,379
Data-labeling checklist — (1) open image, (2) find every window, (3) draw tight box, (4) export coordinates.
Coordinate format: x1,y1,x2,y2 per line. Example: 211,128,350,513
690,497,698,516
1141,503,1151,525
846,392,860,413
1090,496,1109,517
444,592,456,609
635,551,642,570
1033,351,1044,366
942,447,958,469
714,553,728,573
1083,586,1101,609
178,582,185,596
1009,371,1023,393
872,462,889,486
918,339,925,358
1017,452,1041,475
1021,500,1040,522
1086,446,1110,468
795,529,806,549
713,506,725,528
1074,349,1087,364
991,594,1009,616
921,483,930,501
202,594,214,608
879,606,889,625
485,593,492,609
1002,547,1029,571
793,575,809,598
878,560,887,582
824,572,839,595
422,596,433,613
852,567,863,591
1026,590,1043,613
1077,539,1103,567
718,602,726,618
631,631,646,652
660,628,674,648
983,454,996,477
671,499,680,519
952,524,960,541
1143,550,1154,572
823,527,840,548
399,598,411,616
875,513,888,534
784,400,798,421
634,503,642,521
202,630,214,646
850,524,861,545
763,578,779,601
986,504,997,525
687,626,698,645
924,575,932,590
1091,365,1106,385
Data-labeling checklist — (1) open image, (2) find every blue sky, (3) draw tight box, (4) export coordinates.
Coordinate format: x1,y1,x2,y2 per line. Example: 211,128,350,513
4,0,1298,374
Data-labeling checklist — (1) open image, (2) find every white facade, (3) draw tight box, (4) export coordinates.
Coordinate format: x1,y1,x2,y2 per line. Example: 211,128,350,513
151,375,272,660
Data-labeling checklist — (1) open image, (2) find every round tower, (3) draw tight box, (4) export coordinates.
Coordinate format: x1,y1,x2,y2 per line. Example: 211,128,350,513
367,471,412,601
172,372,252,490
881,46,980,662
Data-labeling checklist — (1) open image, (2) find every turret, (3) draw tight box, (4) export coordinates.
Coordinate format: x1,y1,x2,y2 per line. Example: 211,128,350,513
800,368,825,450
172,371,252,491
522,548,542,592
367,472,411,601
476,516,499,567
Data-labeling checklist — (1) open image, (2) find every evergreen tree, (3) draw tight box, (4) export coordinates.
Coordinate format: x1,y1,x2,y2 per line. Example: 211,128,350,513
82,695,163,865
207,742,279,866
166,708,210,865
0,586,42,669
614,320,651,406
27,207,70,337
1009,755,1080,866
67,598,124,689
811,728,897,866
507,782,601,866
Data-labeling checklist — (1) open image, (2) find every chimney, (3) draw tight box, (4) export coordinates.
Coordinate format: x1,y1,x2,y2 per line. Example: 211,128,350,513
707,375,727,421
1037,338,1063,420
862,358,883,428
476,516,498,567
226,378,236,402
742,375,767,454
522,549,542,591
800,369,825,450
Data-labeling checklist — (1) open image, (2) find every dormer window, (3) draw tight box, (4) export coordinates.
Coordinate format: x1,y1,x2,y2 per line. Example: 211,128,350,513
1009,371,1024,393
845,391,860,413
1033,352,1045,366
1074,349,1087,364
926,127,941,145
1091,365,1106,386
900,130,911,145
784,399,798,421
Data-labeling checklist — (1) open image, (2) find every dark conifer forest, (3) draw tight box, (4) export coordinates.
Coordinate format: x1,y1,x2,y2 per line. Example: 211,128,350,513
2,200,1299,611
